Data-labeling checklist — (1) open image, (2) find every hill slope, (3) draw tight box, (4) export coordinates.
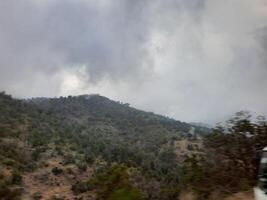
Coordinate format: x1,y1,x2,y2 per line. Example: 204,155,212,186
0,92,208,200
28,94,207,136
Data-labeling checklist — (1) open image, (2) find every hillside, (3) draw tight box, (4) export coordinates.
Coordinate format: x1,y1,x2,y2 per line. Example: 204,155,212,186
1,92,265,200
28,94,208,136
0,92,207,200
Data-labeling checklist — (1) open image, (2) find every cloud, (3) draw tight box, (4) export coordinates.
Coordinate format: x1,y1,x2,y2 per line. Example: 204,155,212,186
0,0,266,124
0,0,153,83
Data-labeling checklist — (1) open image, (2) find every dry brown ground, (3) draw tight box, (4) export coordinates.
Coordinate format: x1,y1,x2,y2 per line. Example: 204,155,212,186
179,191,197,200
21,157,95,200
174,139,204,160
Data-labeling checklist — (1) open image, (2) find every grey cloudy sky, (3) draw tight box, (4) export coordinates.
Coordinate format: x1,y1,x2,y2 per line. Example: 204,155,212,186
0,0,267,124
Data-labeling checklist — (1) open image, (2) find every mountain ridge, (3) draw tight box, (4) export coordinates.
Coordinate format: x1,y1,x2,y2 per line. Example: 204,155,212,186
27,93,209,135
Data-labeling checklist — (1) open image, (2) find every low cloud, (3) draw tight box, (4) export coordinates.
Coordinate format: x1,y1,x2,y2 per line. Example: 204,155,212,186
0,0,267,124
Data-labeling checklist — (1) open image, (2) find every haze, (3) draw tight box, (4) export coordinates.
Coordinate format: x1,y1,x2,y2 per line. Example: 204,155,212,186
0,0,267,125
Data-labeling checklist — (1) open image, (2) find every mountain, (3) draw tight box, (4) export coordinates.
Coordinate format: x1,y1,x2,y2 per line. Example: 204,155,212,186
189,122,213,129
0,92,209,200
1,92,264,200
28,94,207,135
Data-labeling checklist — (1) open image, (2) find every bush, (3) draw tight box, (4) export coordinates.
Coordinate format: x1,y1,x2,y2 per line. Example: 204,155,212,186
32,192,42,200
0,183,23,200
85,153,95,164
32,148,42,161
55,146,63,156
71,181,94,195
51,167,63,176
76,161,87,172
11,170,22,184
92,164,144,200
23,162,37,172
0,171,4,180
66,167,74,175
63,154,75,165
110,187,143,200
2,158,16,166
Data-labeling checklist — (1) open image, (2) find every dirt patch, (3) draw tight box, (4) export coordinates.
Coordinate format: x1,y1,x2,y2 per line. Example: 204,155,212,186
21,157,95,200
179,191,197,200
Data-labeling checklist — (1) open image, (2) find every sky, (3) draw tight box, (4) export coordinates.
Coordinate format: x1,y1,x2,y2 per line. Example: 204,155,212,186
0,0,267,125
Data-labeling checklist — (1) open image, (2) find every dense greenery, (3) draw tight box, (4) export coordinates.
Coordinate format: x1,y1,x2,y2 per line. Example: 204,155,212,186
74,164,143,200
0,92,266,199
0,92,206,199
182,111,267,199
27,94,207,183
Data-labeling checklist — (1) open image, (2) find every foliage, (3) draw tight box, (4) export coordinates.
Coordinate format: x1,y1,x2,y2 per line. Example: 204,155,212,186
109,187,142,200
11,170,22,184
32,192,42,200
76,161,87,172
185,111,267,199
0,92,209,199
91,164,143,200
52,167,63,176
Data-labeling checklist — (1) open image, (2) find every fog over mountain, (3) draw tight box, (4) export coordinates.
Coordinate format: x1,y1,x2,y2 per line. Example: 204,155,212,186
0,0,267,124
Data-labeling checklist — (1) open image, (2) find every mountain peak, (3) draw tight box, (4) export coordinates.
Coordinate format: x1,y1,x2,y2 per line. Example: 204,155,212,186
78,94,100,99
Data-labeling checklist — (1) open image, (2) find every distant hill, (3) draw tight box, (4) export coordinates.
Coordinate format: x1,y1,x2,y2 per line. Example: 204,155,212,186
28,94,207,136
0,92,210,200
189,122,212,128
2,92,263,200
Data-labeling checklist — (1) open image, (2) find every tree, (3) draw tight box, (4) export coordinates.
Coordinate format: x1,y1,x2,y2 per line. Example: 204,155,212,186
195,111,267,198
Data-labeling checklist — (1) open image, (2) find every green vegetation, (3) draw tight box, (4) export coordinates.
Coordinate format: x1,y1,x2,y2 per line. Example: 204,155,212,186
110,188,142,200
32,192,42,200
181,111,267,199
0,91,266,199
51,167,63,176
84,164,143,200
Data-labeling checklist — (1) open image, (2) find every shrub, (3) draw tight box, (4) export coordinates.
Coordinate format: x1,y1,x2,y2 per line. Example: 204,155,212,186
71,181,94,195
11,170,22,184
66,167,74,174
110,187,143,200
32,148,42,161
2,158,16,166
32,192,42,200
55,146,63,156
23,162,37,172
85,153,95,164
0,184,23,200
76,161,87,172
92,164,144,200
51,167,63,176
0,169,5,180
63,154,75,165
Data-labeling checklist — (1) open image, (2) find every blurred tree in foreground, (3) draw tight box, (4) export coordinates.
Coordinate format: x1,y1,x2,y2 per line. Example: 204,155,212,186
186,111,267,199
